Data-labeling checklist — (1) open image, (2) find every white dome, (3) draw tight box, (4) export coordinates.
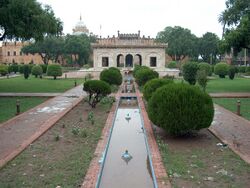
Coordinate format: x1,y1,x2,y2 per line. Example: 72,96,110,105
72,16,89,35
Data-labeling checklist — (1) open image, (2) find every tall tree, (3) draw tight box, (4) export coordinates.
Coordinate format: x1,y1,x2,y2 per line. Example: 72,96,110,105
22,36,65,64
199,32,220,64
0,0,63,41
156,26,198,61
219,0,250,54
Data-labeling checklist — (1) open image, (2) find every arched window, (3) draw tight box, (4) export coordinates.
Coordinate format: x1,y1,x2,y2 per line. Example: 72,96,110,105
117,54,124,67
134,54,142,66
125,54,133,67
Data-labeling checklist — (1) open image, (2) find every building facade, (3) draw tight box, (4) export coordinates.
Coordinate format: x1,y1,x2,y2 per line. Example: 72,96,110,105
92,31,167,74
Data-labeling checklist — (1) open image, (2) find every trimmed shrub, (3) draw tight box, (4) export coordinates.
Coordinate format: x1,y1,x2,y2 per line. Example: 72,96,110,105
47,64,62,80
23,64,30,79
100,68,122,86
133,65,150,77
135,68,159,86
238,66,246,73
143,78,173,101
83,80,111,108
18,64,24,73
167,61,178,69
8,64,19,74
214,62,229,78
197,70,208,92
228,66,236,80
31,65,43,78
148,83,214,136
246,67,250,75
0,65,8,76
40,64,48,74
198,62,212,76
182,62,199,85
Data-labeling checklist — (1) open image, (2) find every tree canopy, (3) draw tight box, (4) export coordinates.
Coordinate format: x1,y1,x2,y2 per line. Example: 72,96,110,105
156,26,198,61
219,0,250,54
0,0,63,40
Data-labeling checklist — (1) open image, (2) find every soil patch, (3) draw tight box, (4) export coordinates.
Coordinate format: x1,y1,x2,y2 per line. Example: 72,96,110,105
0,100,111,187
155,126,250,188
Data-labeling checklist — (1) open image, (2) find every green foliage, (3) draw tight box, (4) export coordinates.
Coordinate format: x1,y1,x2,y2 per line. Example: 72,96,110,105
167,61,178,69
246,67,250,74
23,65,30,79
40,64,48,74
8,64,19,74
238,66,246,73
18,64,24,73
198,62,212,76
100,96,116,106
87,111,95,125
148,83,214,136
228,66,236,80
156,26,199,61
31,65,43,78
0,65,8,76
100,68,122,86
143,78,173,101
0,0,63,40
133,65,150,77
47,64,62,80
135,68,159,86
83,80,111,108
198,32,220,64
214,62,229,78
182,62,199,85
197,70,208,92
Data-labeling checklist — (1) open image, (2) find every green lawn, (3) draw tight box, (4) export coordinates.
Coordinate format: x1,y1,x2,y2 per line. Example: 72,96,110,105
213,98,250,121
0,97,48,123
206,77,250,93
0,77,84,93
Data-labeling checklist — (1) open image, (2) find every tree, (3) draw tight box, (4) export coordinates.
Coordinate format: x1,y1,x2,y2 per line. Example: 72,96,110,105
214,62,229,78
182,62,199,85
23,65,30,79
135,68,159,86
100,68,122,86
199,32,220,64
31,65,43,78
219,0,250,54
22,36,65,64
64,34,92,66
156,26,199,61
197,70,208,92
0,0,63,41
47,64,62,79
83,80,111,108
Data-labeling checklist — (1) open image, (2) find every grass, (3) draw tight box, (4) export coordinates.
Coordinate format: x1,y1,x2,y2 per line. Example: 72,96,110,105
0,100,112,187
0,76,84,93
213,98,250,121
175,77,250,93
0,97,48,123
156,130,250,188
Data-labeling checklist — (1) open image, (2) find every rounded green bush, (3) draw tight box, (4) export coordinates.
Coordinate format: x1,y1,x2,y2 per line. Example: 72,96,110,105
167,61,178,69
182,62,199,85
133,65,150,77
228,66,236,80
214,62,229,78
31,65,43,78
135,68,159,86
23,64,30,79
198,62,212,76
246,67,250,74
47,64,62,80
18,64,24,73
143,78,173,101
0,65,8,76
238,66,246,73
148,83,214,136
40,64,48,74
100,68,122,85
8,64,19,74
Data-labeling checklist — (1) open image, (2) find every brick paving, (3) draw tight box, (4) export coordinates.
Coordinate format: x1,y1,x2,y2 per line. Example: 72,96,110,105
0,85,85,168
209,104,250,164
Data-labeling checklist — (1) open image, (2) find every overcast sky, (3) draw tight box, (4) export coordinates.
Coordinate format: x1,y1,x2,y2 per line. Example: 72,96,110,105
38,0,226,38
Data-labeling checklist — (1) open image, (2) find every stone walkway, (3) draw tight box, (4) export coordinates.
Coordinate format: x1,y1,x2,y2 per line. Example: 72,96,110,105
209,104,250,164
210,92,250,98
0,85,86,168
0,93,62,97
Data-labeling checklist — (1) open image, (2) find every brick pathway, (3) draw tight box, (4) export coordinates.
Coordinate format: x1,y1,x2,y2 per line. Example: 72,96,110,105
0,85,86,168
210,92,250,98
209,104,250,164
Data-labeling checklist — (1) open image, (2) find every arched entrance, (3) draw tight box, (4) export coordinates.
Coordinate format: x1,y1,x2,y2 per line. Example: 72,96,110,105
134,54,142,66
125,54,133,67
117,54,124,67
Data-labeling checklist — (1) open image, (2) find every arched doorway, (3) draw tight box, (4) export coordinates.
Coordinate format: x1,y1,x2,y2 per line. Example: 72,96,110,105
117,54,124,67
134,54,142,66
125,54,133,67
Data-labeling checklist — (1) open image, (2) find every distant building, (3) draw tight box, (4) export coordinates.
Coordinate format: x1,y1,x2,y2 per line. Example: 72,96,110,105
72,15,89,35
0,41,43,64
